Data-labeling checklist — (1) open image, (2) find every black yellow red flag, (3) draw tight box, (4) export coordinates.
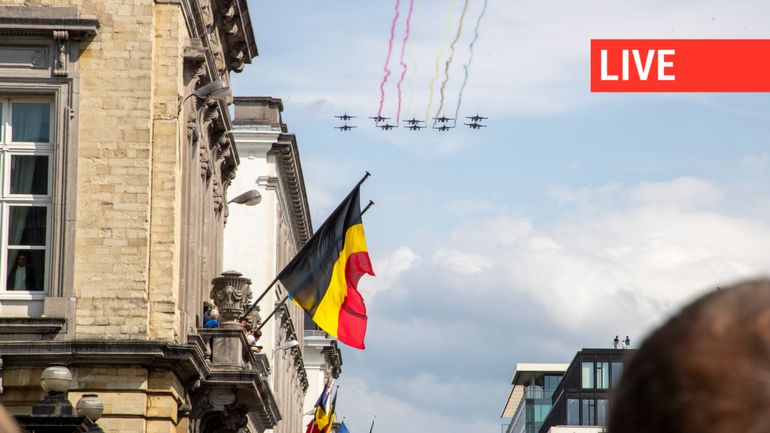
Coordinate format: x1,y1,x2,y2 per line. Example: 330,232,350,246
278,183,374,349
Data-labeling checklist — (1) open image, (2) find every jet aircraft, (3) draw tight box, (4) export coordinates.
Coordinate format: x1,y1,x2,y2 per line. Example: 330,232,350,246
335,113,356,121
466,113,488,122
335,124,357,131
369,115,390,123
465,122,486,130
379,123,397,130
403,117,424,125
405,124,425,131
433,115,454,123
433,125,455,132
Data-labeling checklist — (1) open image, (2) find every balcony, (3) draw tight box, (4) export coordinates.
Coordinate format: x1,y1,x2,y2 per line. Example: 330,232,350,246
187,271,281,433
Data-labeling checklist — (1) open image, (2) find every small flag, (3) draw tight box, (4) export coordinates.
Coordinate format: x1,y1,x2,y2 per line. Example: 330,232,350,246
307,384,331,433
324,388,338,433
339,421,351,433
278,184,374,349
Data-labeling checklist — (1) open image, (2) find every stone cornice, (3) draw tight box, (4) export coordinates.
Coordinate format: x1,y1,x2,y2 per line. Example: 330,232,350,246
230,127,281,154
276,304,310,393
0,7,99,40
0,340,210,384
272,133,312,245
322,341,343,379
0,318,65,335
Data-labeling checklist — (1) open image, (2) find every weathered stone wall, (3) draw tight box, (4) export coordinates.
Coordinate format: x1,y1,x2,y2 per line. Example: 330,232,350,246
1,0,188,341
148,3,186,342
2,366,184,433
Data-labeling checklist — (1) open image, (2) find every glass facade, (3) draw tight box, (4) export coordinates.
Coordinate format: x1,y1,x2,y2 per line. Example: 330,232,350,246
597,399,609,425
581,362,594,388
508,374,564,433
596,362,609,389
611,361,624,387
567,399,579,425
581,399,595,425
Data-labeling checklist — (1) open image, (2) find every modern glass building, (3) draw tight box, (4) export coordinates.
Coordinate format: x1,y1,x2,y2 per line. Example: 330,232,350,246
501,364,569,433
539,348,635,433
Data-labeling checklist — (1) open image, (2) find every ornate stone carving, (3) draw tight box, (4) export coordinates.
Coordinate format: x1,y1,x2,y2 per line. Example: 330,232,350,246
53,30,69,77
209,271,252,326
199,0,215,29
228,45,246,73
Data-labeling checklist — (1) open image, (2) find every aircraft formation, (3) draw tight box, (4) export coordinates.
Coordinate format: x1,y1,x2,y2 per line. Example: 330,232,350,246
369,0,489,130
334,112,487,132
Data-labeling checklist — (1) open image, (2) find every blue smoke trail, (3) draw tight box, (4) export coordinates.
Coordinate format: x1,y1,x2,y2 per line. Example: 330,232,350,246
452,0,488,127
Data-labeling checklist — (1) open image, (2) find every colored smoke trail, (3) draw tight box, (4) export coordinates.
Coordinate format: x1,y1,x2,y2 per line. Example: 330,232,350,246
405,55,418,116
424,0,458,123
395,0,415,125
377,0,401,118
452,0,488,126
434,0,470,126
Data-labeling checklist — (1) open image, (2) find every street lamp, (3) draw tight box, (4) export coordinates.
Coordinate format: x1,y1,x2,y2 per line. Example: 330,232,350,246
178,79,232,113
272,339,300,355
228,189,262,206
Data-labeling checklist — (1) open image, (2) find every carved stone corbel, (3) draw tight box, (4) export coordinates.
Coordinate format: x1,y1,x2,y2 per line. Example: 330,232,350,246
53,30,69,77
228,45,246,73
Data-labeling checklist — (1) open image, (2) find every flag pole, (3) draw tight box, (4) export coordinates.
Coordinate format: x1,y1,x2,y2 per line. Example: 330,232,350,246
361,200,374,216
256,294,289,332
369,415,376,433
241,172,372,320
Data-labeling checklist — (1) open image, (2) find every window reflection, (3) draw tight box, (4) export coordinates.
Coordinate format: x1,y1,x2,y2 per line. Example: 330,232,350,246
12,102,50,143
582,399,595,425
8,206,47,246
597,399,608,426
10,155,49,195
567,399,579,425
596,362,610,389
611,362,624,387
581,362,594,388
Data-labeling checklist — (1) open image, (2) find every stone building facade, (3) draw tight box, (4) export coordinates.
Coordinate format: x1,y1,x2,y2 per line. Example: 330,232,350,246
0,2,285,433
225,97,314,433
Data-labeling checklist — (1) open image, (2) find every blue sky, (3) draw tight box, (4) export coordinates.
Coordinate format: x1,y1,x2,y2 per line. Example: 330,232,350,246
233,2,770,433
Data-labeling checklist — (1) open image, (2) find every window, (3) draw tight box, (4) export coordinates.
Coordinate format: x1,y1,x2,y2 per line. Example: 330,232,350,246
611,362,624,387
581,399,595,425
544,374,561,397
581,362,594,388
567,399,579,425
597,399,608,426
0,98,52,294
596,361,610,389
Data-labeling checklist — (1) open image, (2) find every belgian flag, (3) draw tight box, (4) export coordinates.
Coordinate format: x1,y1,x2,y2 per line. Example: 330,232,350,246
278,183,374,349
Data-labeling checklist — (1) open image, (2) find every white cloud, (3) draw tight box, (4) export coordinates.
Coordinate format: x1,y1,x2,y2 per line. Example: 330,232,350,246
338,377,497,433
365,247,421,300
629,176,724,208
433,249,493,275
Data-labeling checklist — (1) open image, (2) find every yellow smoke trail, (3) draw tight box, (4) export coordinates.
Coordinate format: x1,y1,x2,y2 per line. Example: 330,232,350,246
423,0,458,123
434,0,470,124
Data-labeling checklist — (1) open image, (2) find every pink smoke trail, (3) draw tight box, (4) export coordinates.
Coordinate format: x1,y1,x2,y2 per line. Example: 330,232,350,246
377,0,401,119
434,0,470,126
395,0,415,126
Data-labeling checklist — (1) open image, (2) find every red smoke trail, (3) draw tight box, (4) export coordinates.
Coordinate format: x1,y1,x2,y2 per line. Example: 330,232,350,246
377,0,401,119
434,0,470,125
395,0,415,126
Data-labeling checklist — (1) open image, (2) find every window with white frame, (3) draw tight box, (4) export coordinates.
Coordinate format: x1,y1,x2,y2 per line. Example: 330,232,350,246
0,97,53,294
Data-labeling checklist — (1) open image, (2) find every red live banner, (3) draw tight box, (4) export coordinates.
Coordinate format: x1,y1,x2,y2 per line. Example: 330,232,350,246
591,39,770,92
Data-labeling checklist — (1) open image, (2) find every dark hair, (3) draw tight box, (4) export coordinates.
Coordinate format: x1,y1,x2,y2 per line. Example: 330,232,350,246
608,278,770,433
